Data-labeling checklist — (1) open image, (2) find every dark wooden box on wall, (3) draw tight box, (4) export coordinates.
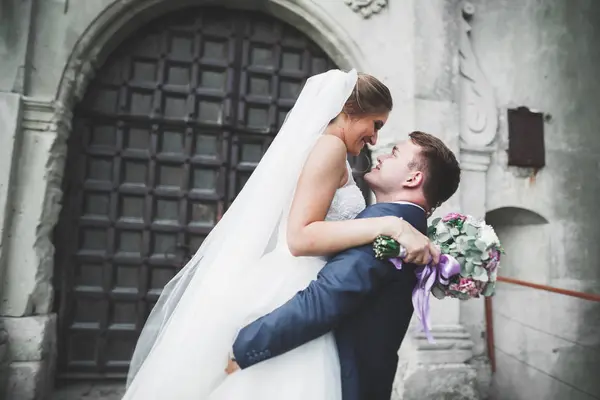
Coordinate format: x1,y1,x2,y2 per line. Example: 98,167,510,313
507,107,546,168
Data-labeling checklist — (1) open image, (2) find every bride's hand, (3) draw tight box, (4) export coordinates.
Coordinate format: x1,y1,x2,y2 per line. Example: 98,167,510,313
381,216,440,265
225,357,240,375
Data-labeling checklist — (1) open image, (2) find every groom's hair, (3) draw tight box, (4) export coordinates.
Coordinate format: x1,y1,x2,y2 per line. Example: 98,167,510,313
408,131,461,209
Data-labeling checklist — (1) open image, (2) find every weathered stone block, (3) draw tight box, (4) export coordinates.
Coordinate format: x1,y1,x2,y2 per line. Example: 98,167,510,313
0,326,9,400
51,382,126,400
5,360,51,400
0,325,9,362
4,314,56,362
404,365,481,400
0,92,21,284
468,356,492,400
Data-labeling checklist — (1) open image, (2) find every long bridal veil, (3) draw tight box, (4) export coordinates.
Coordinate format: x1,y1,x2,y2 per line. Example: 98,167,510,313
125,69,357,395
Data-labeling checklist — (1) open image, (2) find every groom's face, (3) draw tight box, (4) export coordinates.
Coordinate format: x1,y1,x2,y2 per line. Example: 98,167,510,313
365,140,423,193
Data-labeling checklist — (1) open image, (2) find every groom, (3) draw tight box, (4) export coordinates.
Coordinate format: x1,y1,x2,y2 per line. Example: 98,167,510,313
228,131,460,400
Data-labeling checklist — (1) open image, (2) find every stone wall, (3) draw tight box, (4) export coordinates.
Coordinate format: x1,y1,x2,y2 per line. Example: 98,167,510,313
472,0,600,399
6,0,598,399
0,92,23,398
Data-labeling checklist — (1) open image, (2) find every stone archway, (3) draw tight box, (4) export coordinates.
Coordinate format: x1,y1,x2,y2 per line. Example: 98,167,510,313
484,206,551,400
54,0,365,115
51,4,368,381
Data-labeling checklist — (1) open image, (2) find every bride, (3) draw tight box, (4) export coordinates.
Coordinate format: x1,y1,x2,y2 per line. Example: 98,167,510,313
123,69,437,399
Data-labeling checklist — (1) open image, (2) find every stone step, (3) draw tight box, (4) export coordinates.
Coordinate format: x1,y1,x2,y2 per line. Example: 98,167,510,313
412,325,475,364
414,324,472,337
416,337,475,351
412,325,473,347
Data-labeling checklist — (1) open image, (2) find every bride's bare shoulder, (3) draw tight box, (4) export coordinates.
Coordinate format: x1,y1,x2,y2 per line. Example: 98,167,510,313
303,134,348,186
310,134,347,160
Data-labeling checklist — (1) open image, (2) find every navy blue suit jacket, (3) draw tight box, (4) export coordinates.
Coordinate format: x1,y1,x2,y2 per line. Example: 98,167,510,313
232,203,427,400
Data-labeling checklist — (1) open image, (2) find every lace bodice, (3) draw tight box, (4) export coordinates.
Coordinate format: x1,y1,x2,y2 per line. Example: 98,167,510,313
275,161,366,251
325,161,366,222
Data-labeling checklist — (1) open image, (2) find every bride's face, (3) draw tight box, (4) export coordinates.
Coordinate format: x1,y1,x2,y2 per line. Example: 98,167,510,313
341,112,389,156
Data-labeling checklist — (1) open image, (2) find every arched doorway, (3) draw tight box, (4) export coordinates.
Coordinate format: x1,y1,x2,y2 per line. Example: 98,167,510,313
53,7,371,379
484,207,551,399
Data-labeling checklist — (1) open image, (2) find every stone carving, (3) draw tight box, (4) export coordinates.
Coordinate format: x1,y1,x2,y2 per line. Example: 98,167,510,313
457,6,495,391
459,2,498,148
21,98,71,315
344,0,387,18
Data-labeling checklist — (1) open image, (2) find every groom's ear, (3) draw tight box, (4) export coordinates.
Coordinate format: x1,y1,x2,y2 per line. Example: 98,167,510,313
403,171,424,188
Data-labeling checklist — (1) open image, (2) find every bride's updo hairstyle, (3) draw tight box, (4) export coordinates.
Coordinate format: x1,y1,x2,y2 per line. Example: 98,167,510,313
342,72,393,117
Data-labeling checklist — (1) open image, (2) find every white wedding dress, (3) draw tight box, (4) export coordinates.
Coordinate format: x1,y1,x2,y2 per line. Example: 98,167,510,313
122,69,361,400
208,162,366,399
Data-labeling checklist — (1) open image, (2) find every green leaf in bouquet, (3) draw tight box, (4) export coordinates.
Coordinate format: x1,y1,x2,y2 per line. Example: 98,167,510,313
437,231,452,243
464,261,474,275
431,284,446,300
427,225,437,238
431,217,441,227
456,256,466,266
481,252,490,261
475,239,488,252
473,266,484,277
472,259,482,266
482,281,496,297
498,244,506,254
464,223,478,237
467,247,483,257
450,227,460,236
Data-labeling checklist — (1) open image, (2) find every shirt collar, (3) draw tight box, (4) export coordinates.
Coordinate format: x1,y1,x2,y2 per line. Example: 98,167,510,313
393,201,425,212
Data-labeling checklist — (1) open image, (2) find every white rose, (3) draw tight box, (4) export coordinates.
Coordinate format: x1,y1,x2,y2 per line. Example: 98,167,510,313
479,224,499,247
476,271,489,282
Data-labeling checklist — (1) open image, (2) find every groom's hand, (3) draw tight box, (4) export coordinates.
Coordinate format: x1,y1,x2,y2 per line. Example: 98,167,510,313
225,358,240,375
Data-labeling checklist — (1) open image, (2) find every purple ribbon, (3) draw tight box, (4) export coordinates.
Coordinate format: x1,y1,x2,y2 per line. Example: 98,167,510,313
390,254,461,343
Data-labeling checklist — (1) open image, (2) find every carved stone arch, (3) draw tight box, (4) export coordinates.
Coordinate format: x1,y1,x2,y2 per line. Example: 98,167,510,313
54,0,367,115
485,207,550,281
51,4,371,379
485,206,549,227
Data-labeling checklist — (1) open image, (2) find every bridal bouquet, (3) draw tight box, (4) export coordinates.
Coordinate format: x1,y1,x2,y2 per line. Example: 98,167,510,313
373,212,504,342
